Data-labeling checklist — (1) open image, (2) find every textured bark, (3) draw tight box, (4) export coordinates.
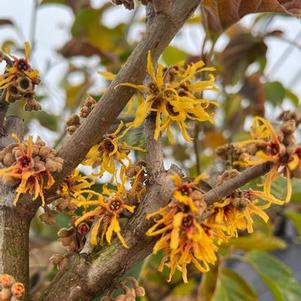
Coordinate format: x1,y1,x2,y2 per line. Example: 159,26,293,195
0,117,32,299
0,192,30,296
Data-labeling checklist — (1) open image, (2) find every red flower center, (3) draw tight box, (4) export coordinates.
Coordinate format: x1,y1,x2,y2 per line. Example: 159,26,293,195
16,59,30,72
109,199,122,211
18,156,32,168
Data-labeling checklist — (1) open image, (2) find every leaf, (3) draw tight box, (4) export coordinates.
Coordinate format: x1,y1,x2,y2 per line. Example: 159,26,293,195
162,47,188,65
219,33,267,84
173,279,196,296
285,209,301,236
198,264,219,301
211,268,258,301
71,7,127,55
201,0,301,34
0,19,14,27
32,111,59,131
244,251,301,301
285,88,299,106
59,38,101,58
228,232,286,252
240,73,265,116
264,81,286,105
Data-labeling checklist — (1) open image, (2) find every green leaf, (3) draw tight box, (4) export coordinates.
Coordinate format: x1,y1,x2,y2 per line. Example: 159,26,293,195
198,264,219,301
162,47,188,65
173,279,196,296
71,8,127,54
228,232,286,252
244,251,301,301
285,88,299,106
285,209,301,236
32,111,59,131
264,81,286,105
41,0,66,5
212,268,258,301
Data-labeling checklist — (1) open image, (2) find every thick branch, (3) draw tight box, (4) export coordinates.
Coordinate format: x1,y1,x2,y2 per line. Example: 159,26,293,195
55,0,200,183
204,162,271,205
0,117,33,299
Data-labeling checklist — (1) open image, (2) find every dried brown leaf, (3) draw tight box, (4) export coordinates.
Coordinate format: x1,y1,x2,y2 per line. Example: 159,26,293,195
201,0,301,34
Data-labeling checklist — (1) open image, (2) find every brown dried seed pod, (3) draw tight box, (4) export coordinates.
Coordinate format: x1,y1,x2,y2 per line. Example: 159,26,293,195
3,152,15,167
35,137,46,146
135,286,145,297
84,96,96,106
67,125,79,135
80,106,90,118
57,227,74,238
45,159,60,173
24,99,41,111
11,282,25,298
66,114,80,127
40,209,57,225
39,146,51,157
281,120,296,135
0,287,12,300
16,76,33,93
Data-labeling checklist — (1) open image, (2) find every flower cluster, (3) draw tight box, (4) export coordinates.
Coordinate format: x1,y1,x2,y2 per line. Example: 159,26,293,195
55,169,95,214
73,184,135,248
0,135,63,205
0,274,25,301
0,42,41,110
121,51,218,143
83,122,144,180
217,112,301,203
146,173,277,282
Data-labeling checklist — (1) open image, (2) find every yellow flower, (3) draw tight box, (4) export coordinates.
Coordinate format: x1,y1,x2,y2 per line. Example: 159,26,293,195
74,184,135,248
146,174,219,283
207,190,270,237
0,135,63,206
59,169,95,202
234,116,301,204
120,51,218,143
83,122,144,180
0,42,40,103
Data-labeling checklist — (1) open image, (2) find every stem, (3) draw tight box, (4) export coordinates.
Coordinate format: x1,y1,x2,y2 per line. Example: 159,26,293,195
0,196,31,299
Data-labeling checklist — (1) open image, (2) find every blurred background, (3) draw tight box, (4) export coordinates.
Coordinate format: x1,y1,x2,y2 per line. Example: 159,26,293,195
1,1,301,300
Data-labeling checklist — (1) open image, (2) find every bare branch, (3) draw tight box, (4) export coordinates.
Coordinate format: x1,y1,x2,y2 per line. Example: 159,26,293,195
204,162,271,205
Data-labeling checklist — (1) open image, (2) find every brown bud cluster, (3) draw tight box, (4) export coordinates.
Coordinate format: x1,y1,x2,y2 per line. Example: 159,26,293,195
66,114,81,135
217,111,301,175
0,137,63,186
54,197,77,215
80,96,96,118
66,96,96,135
40,208,57,225
49,253,69,271
101,277,145,301
0,274,25,301
57,226,86,253
216,169,240,186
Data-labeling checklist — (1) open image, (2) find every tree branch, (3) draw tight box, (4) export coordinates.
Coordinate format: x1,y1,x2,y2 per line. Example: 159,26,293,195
55,0,200,183
41,160,271,301
0,117,33,300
